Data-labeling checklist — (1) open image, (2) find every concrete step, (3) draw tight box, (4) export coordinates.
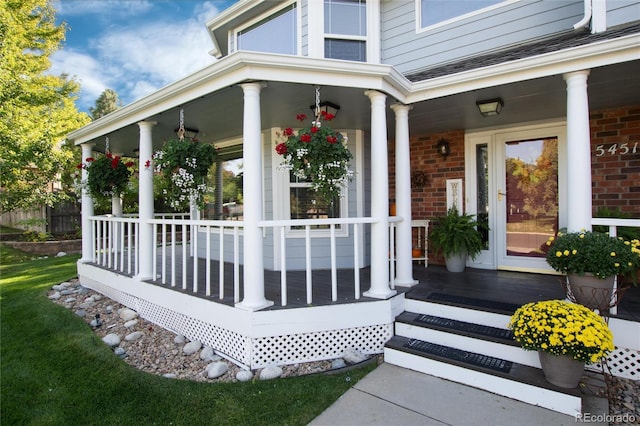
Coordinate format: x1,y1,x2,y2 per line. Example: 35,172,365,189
395,311,540,368
385,335,583,416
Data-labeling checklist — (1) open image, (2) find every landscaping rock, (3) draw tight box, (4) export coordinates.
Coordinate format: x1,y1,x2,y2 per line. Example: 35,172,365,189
200,346,220,362
183,341,202,355
206,362,228,379
343,348,368,364
114,347,126,357
259,365,283,380
124,319,138,329
331,359,347,370
119,308,138,321
56,251,67,257
125,331,144,341
48,291,61,300
174,334,186,344
74,309,86,317
236,370,253,382
78,300,95,309
102,334,121,347
163,373,177,379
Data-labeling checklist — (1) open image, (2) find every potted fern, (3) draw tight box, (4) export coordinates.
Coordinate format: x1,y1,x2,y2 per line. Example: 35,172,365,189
430,206,484,272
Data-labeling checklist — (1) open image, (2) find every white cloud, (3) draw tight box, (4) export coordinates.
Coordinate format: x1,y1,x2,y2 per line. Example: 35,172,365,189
52,1,232,111
49,49,111,109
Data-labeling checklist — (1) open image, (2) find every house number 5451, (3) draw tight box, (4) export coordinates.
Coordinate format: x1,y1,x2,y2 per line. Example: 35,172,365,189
594,142,639,156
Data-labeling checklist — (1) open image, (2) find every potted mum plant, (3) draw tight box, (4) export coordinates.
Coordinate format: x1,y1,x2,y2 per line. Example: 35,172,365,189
429,206,484,272
508,299,614,388
81,152,135,201
153,138,217,211
545,230,640,310
275,111,353,204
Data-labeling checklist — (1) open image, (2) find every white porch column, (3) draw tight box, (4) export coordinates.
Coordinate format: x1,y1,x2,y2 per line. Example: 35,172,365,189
391,103,417,287
364,90,396,299
137,121,156,280
236,82,273,311
563,70,592,232
80,142,95,263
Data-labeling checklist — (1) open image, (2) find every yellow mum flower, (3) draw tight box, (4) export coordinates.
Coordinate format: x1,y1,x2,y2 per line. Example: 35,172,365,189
563,250,570,256
555,251,562,257
610,252,616,257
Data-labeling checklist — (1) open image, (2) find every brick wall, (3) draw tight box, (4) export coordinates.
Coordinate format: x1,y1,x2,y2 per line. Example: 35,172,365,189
590,105,640,215
388,105,640,221
389,130,466,221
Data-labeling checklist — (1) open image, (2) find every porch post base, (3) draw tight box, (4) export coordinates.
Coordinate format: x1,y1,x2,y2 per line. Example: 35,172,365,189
235,300,274,312
394,279,419,288
135,274,154,282
363,288,397,300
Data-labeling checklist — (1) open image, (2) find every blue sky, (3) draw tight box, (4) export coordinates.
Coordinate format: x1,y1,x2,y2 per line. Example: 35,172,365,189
51,0,237,113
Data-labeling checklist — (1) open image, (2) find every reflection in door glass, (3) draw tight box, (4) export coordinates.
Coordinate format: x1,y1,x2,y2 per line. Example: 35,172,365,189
505,138,558,258
476,144,489,248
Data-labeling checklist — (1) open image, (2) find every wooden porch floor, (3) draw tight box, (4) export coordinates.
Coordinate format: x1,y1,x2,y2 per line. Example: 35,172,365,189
140,255,639,322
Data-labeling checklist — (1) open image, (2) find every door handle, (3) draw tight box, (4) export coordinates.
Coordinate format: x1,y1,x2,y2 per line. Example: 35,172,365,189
498,190,507,201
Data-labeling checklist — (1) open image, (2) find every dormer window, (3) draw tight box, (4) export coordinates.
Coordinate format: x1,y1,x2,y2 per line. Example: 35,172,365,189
236,3,297,55
324,0,366,61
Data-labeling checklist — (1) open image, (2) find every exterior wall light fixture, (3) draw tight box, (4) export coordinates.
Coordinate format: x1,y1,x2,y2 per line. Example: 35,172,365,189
436,138,451,159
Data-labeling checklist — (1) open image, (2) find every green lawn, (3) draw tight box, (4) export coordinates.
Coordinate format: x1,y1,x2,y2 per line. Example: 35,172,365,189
1,245,375,425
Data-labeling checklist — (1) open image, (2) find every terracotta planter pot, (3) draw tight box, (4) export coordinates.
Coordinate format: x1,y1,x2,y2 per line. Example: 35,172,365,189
567,273,615,311
538,351,584,388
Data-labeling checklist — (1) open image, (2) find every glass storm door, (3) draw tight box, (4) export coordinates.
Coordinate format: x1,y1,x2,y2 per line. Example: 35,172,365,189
498,136,559,270
466,124,565,272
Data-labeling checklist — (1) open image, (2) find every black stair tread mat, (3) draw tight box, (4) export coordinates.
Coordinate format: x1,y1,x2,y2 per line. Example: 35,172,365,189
407,291,521,314
386,336,581,396
397,312,517,345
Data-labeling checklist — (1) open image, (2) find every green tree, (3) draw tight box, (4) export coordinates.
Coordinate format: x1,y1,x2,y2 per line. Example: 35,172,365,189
0,0,90,213
90,88,121,120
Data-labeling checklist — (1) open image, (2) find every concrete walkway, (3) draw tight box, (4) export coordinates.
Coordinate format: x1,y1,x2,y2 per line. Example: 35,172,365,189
310,363,604,426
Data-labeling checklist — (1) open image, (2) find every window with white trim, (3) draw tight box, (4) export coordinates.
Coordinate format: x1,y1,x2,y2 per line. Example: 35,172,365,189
419,0,507,29
324,0,366,61
289,174,345,230
237,3,297,55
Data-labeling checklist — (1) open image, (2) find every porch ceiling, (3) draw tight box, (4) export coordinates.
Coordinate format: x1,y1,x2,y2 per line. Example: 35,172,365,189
73,57,639,158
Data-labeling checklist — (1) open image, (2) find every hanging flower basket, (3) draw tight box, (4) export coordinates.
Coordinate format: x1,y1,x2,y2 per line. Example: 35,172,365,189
80,152,134,200
153,138,217,211
275,112,353,203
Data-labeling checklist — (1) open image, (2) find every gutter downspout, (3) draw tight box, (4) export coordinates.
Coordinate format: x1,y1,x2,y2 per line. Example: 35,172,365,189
574,0,607,34
573,0,592,30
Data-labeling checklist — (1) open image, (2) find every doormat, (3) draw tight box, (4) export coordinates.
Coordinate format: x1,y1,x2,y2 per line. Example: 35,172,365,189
425,292,520,313
405,339,513,373
414,314,514,340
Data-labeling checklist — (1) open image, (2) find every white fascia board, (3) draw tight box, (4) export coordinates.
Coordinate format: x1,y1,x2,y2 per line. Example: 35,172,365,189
68,52,410,145
407,33,640,103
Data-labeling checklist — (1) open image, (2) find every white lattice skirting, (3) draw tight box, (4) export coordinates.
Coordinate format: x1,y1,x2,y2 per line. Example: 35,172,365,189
78,264,639,377
81,277,393,369
588,347,640,380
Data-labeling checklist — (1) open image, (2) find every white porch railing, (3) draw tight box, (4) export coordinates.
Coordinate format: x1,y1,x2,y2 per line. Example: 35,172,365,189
87,214,405,308
148,218,243,301
260,217,388,306
90,215,140,275
591,218,640,315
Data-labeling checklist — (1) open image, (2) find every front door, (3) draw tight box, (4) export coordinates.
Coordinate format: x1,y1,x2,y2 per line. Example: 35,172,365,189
465,123,566,272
